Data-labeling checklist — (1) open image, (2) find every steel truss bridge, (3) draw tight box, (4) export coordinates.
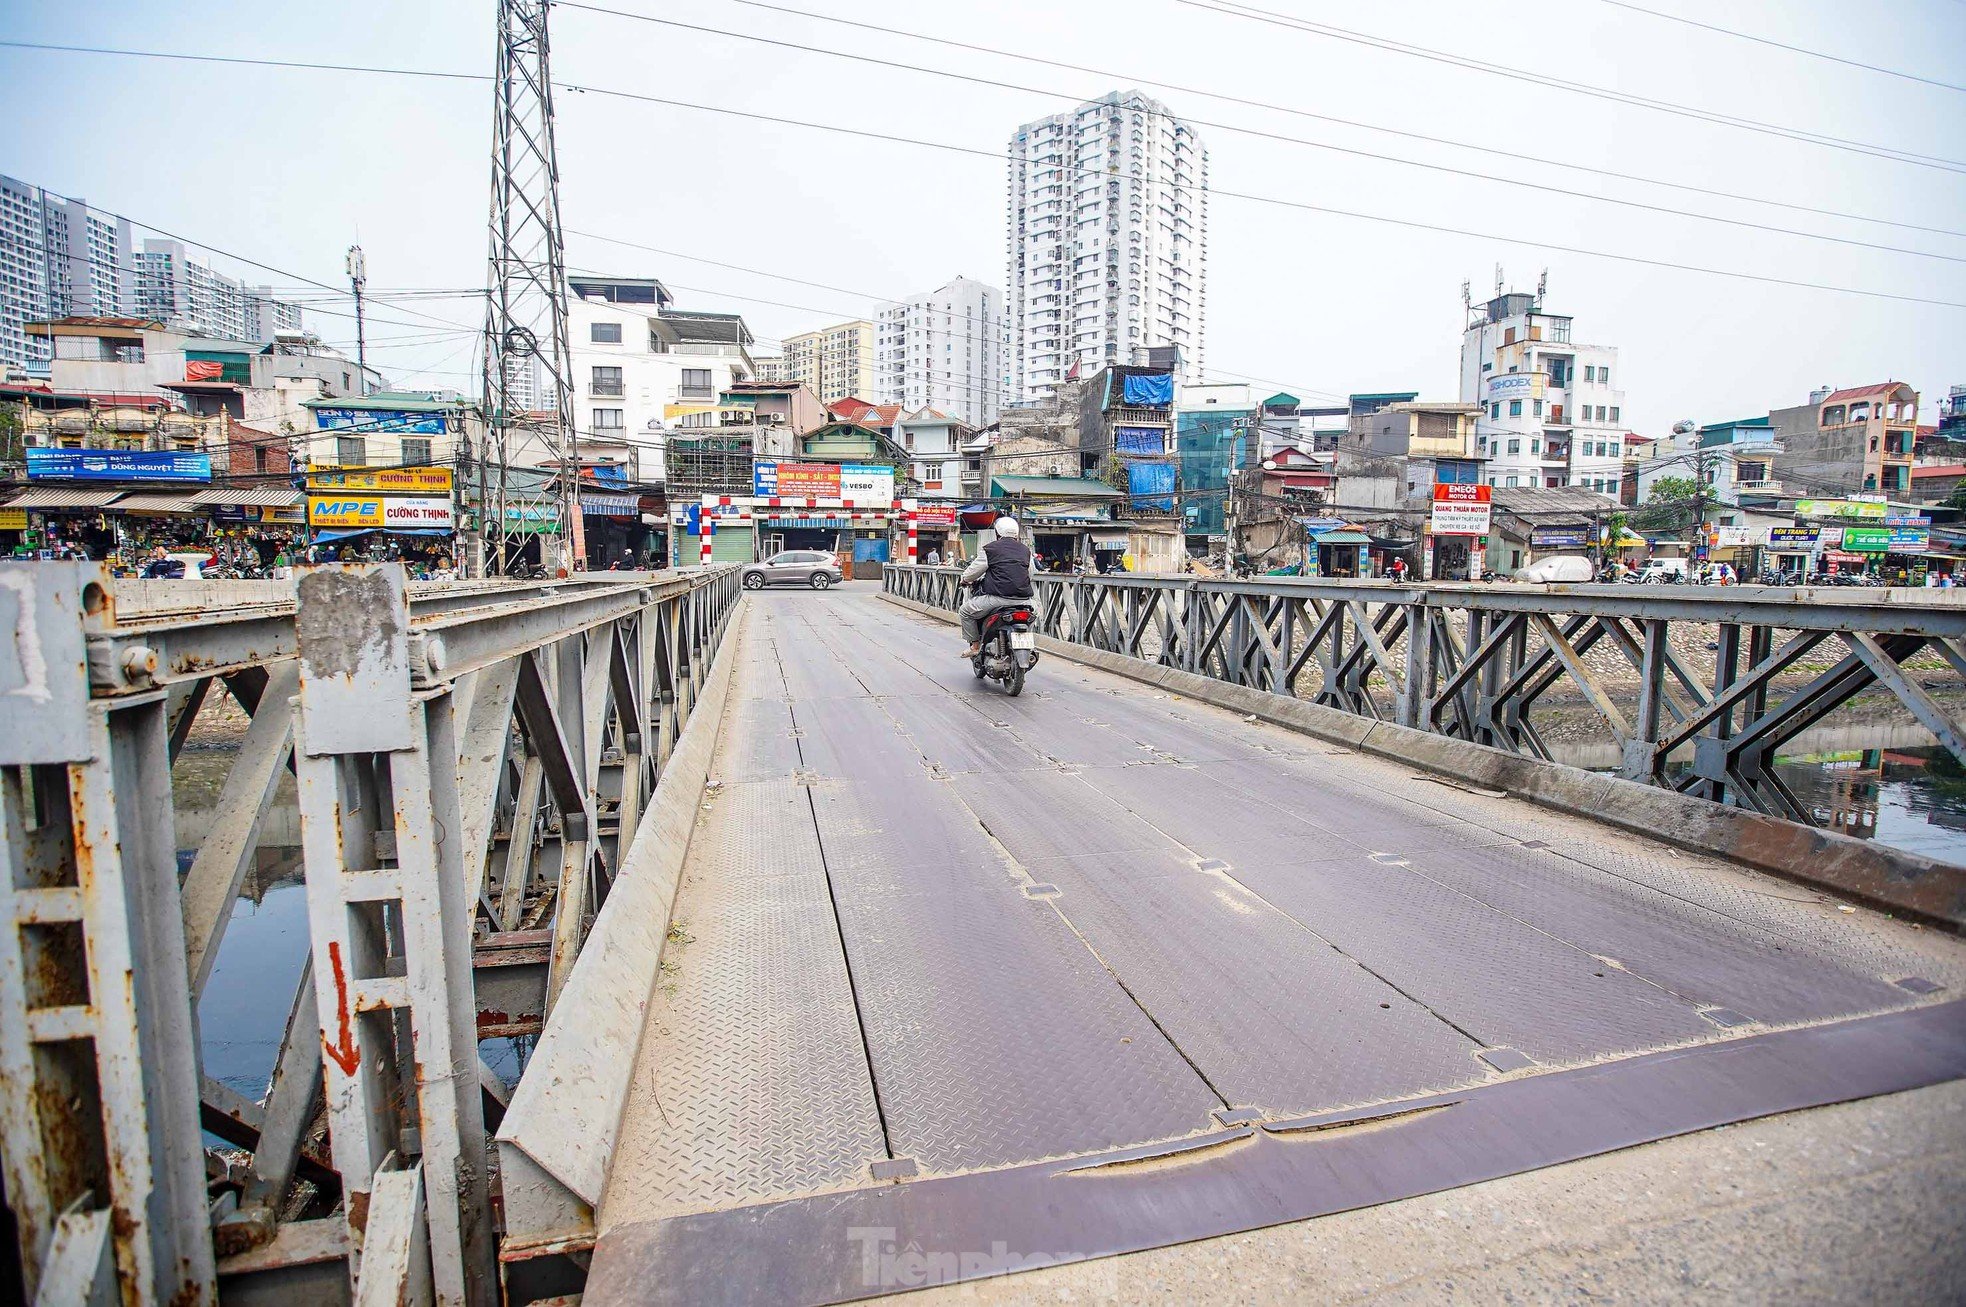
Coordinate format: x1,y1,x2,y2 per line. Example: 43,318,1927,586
1,565,1962,1304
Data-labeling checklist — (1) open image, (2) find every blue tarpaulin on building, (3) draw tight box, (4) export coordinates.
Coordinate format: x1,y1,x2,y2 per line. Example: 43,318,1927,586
1114,425,1166,455
1120,372,1174,407
1128,462,1176,510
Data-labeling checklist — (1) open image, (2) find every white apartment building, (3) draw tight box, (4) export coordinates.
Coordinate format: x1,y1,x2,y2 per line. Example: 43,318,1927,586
1006,90,1207,404
567,275,756,481
752,355,788,383
874,275,1009,428
1459,288,1624,494
782,319,874,404
0,175,134,374
133,239,302,344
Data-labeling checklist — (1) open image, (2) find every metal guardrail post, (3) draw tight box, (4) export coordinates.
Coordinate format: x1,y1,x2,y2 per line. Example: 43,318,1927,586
291,564,493,1306
0,562,216,1305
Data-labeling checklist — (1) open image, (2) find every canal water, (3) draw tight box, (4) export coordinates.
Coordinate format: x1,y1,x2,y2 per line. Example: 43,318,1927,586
189,737,1966,1111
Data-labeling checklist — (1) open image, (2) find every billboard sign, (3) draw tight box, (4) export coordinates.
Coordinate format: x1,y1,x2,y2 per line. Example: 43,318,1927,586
1767,526,1819,551
1485,373,1545,404
1887,526,1930,554
25,448,212,482
753,460,895,503
311,407,448,434
1529,526,1590,549
912,504,958,526
308,467,453,494
1429,482,1492,536
1841,526,1892,552
1796,498,1887,520
308,496,385,529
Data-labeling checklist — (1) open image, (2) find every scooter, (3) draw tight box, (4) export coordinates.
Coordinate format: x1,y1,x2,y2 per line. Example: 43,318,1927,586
971,597,1040,696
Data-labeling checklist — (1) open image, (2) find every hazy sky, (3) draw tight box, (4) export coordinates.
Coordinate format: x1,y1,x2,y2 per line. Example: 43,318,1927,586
3,0,1962,432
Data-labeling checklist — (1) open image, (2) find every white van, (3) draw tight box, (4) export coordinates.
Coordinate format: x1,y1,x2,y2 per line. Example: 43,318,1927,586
1635,557,1688,584
1514,555,1595,583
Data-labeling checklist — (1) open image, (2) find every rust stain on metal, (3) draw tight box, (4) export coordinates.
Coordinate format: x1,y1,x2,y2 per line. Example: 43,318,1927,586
323,941,361,1076
347,1188,370,1235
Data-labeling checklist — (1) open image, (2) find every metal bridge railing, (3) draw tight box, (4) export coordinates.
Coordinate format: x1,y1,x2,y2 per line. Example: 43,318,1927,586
0,563,741,1305
885,566,1966,820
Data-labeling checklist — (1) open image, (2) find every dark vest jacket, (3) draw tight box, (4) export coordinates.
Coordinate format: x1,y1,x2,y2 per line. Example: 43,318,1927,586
980,537,1035,599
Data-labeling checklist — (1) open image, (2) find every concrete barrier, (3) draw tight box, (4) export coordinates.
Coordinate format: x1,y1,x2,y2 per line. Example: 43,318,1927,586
496,598,747,1244
881,590,1966,927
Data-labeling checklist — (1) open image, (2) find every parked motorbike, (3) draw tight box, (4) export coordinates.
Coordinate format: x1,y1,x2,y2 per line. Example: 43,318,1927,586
969,594,1040,696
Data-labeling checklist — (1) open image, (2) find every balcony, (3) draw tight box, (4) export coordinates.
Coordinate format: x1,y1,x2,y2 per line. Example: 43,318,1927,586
589,382,624,398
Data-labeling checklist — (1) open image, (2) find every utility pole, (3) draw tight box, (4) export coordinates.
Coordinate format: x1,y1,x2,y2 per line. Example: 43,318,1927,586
344,244,367,395
484,0,580,576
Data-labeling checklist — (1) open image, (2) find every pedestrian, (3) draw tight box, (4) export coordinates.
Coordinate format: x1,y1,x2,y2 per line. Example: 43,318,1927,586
926,547,942,566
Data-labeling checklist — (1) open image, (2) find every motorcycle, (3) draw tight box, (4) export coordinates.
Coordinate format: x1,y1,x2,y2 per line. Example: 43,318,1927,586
969,594,1040,696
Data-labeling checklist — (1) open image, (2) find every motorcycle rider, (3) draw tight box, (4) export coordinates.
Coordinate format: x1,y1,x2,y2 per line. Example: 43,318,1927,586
958,516,1036,658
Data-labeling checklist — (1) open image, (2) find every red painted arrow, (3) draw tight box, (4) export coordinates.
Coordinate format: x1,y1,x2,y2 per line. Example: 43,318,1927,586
323,941,361,1077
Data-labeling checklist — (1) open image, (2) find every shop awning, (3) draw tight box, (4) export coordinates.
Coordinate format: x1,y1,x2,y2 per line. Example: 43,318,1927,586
115,493,202,515
1314,531,1371,546
192,487,304,507
5,487,126,509
580,492,639,517
313,528,454,543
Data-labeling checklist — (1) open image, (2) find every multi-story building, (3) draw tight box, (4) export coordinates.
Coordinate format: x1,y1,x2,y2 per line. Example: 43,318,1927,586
874,276,1009,428
1459,289,1623,494
1006,90,1207,404
567,274,757,482
1175,382,1251,538
782,319,873,405
752,355,788,383
1768,382,1919,499
133,239,302,344
0,176,136,375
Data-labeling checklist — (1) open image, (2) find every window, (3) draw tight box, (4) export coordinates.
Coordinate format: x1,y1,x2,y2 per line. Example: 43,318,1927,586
1533,399,1543,417
1609,407,1619,423
255,446,268,473
1505,475,1519,487
590,322,622,344
591,365,623,397
336,436,368,466
1508,400,1522,417
1596,405,1607,421
1600,368,1610,386
680,368,713,397
1490,402,1501,420
592,408,624,430
1507,438,1521,454
1530,438,1541,454
401,436,432,466
1584,365,1596,382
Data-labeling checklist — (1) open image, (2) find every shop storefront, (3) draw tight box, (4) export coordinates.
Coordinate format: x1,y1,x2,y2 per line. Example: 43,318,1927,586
1766,526,1819,577
579,491,651,569
305,467,458,571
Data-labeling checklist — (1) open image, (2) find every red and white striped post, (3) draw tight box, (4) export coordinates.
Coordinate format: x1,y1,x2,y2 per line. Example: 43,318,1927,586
699,510,714,566
902,499,918,565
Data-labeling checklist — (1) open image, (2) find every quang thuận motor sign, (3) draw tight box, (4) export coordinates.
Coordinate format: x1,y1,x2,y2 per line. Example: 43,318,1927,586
1429,482,1491,536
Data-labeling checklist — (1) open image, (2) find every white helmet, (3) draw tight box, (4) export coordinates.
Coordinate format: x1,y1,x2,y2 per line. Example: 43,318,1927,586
994,516,1020,538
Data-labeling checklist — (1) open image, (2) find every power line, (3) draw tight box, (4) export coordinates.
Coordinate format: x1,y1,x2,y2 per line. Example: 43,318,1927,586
561,1,1966,265
683,0,1966,240
9,37,1960,308
1175,0,1966,173
1594,0,1966,93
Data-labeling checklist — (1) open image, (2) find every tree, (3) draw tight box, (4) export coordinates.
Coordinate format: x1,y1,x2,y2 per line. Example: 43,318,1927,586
1944,479,1966,511
1633,475,1699,532
0,402,22,465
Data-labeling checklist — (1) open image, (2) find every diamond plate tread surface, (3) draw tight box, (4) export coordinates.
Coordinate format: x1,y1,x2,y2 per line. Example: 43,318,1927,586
601,589,1965,1236
1030,844,1485,1113
770,606,1226,1175
598,786,885,1224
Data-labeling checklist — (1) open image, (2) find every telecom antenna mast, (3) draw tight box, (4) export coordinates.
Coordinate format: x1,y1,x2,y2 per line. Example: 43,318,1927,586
482,0,581,576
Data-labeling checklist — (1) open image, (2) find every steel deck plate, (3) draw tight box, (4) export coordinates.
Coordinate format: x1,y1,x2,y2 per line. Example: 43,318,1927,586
590,590,1966,1297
